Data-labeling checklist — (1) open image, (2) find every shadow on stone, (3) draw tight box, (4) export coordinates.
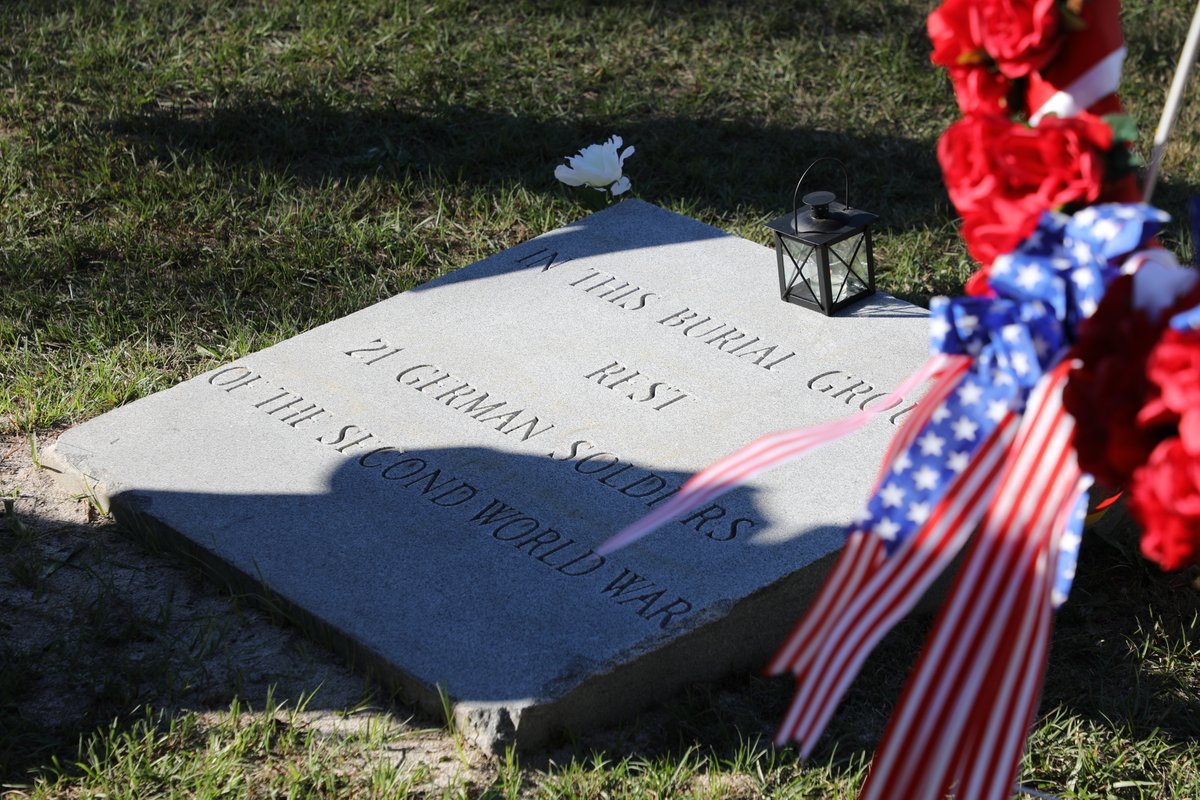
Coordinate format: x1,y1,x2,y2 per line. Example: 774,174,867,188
44,437,856,754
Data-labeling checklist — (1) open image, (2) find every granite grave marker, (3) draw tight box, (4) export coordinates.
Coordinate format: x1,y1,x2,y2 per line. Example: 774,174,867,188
47,200,930,750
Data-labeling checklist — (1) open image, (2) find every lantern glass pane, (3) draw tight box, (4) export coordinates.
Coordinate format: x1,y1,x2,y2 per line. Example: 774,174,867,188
782,237,821,304
829,235,869,303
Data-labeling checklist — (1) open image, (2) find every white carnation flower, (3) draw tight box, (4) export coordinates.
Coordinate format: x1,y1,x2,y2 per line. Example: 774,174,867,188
554,135,635,196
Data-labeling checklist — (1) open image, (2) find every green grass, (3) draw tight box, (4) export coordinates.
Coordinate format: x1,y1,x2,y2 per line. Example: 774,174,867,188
3,0,1200,797
5,0,1196,431
18,695,426,800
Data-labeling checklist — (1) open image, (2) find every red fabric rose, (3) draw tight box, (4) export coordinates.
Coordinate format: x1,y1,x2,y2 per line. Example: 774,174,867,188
1136,332,1200,572
978,0,1064,78
929,0,1063,113
928,0,981,71
928,0,1017,115
1064,275,1168,487
1130,439,1200,571
938,112,1113,266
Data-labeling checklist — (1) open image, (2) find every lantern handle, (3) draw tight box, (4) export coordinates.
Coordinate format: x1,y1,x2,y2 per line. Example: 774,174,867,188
791,157,852,228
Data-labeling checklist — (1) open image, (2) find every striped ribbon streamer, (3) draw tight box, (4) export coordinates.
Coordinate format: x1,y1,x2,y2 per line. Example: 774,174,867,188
955,486,1083,800
767,413,1018,753
596,353,967,556
859,360,1084,800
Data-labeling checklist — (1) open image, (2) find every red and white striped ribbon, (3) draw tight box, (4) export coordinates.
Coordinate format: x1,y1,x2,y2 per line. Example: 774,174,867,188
1028,0,1126,123
859,360,1083,800
954,482,1085,799
769,413,1018,753
761,355,982,709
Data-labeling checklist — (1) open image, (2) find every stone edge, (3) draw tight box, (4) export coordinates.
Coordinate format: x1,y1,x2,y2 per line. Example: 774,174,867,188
42,439,838,752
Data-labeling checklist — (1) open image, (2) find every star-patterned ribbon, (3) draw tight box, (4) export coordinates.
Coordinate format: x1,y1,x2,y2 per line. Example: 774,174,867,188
598,202,1170,800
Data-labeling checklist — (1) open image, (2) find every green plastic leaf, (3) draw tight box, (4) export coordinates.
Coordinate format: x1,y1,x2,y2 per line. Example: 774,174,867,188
1104,113,1139,145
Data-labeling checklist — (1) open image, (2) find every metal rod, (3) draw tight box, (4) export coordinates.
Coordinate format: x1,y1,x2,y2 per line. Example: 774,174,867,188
1143,0,1200,201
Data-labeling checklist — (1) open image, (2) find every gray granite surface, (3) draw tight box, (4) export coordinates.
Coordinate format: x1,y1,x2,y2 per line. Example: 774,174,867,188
47,200,931,750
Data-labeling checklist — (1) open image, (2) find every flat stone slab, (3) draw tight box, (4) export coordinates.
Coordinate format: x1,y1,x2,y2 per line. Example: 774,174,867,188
47,200,930,750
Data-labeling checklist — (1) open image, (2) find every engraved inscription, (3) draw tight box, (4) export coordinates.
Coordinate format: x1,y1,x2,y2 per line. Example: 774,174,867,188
209,368,335,430
208,365,263,393
600,568,693,629
355,447,696,630
204,366,699,630
316,424,378,453
343,337,557,443
807,369,918,425
540,256,797,374
514,246,573,273
567,268,659,311
469,498,606,576
393,363,556,441
357,446,480,507
583,359,693,412
549,438,758,542
342,338,745,528
656,307,795,372
251,390,330,428
345,338,405,365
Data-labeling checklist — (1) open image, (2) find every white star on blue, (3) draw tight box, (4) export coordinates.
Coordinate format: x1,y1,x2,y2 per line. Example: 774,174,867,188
1051,489,1090,609
876,204,1170,560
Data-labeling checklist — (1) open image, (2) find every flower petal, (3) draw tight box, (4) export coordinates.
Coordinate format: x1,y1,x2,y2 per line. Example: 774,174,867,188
555,163,586,186
610,176,631,196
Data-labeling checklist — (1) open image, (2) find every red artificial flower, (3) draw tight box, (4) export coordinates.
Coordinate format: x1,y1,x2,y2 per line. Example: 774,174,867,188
1136,331,1200,570
978,0,1064,78
938,112,1112,266
928,0,982,70
1130,438,1200,571
1064,275,1168,487
928,0,1017,115
928,0,1064,114
1142,328,1200,440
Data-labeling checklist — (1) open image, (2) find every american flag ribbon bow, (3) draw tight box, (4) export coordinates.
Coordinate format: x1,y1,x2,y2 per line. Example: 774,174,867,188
598,203,1167,799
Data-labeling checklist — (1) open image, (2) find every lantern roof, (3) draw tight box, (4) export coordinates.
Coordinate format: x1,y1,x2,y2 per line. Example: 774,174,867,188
766,200,878,247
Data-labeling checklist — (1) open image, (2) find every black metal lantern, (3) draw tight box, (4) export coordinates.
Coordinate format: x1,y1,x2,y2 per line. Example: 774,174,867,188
766,159,877,315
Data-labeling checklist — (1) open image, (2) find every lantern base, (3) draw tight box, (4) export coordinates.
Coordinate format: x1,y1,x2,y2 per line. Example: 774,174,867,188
782,286,876,316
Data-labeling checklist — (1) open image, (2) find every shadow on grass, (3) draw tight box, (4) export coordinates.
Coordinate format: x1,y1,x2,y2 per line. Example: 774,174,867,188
95,91,1200,296
106,95,948,235
1043,513,1200,745
5,452,1200,791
